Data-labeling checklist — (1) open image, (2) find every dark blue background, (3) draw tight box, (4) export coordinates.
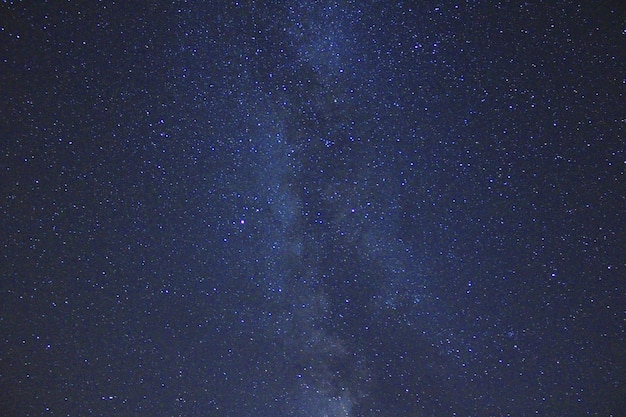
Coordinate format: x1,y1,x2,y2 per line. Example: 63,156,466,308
1,1,624,415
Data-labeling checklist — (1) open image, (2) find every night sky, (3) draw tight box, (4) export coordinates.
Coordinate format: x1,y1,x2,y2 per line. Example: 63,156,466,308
1,1,625,416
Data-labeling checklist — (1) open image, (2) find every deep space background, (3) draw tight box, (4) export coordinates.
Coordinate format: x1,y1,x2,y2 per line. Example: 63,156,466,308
1,1,625,416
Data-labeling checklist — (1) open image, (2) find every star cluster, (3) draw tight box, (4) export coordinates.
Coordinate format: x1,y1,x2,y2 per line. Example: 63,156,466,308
1,1,624,416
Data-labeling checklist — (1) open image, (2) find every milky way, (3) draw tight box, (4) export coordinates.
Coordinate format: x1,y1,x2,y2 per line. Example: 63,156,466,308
1,1,624,415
